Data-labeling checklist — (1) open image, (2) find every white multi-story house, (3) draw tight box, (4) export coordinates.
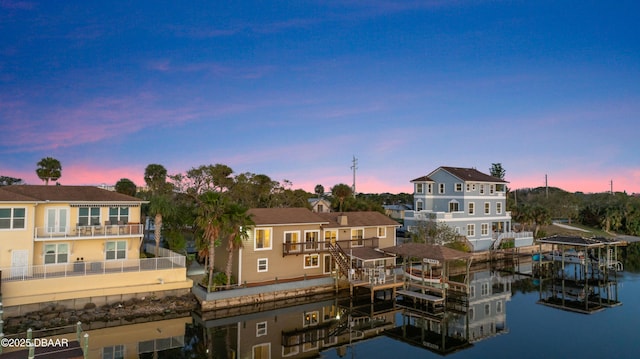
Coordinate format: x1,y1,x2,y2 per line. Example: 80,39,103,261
404,166,533,251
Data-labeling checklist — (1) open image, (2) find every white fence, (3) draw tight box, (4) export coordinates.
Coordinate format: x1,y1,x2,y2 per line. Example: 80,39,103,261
1,246,185,282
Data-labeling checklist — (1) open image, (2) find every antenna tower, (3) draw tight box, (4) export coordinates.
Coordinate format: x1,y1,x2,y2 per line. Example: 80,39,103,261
351,156,358,196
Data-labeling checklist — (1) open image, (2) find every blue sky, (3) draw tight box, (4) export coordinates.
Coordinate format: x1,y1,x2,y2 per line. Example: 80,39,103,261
1,0,639,194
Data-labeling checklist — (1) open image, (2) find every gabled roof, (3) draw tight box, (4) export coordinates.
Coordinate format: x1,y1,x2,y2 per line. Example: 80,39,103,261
317,211,400,228
248,207,329,226
308,197,331,204
410,175,434,182
0,185,143,202
426,166,507,183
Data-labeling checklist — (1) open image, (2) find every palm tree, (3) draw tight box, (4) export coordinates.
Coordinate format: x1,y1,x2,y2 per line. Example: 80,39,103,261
148,193,175,255
36,157,62,185
222,203,254,289
195,191,227,291
331,183,352,212
144,164,171,256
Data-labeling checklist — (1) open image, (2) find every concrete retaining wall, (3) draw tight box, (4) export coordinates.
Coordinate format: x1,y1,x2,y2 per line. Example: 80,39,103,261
194,277,338,311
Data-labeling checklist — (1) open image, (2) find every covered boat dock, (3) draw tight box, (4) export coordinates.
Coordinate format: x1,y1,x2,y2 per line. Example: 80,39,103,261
380,243,473,308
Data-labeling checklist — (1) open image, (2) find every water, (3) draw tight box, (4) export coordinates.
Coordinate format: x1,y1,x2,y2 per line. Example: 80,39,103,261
12,250,640,358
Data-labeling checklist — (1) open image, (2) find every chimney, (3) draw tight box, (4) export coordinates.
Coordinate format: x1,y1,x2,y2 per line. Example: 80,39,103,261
338,214,348,226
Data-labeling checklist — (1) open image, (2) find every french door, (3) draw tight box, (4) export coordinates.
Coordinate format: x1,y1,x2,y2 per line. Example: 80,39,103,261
46,207,69,234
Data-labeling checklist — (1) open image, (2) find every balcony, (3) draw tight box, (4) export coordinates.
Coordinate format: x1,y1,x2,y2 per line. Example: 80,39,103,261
34,223,144,241
1,245,185,282
282,237,380,256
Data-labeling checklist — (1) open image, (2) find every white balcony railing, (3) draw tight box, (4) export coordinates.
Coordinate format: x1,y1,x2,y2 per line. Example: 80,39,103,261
34,223,144,240
0,245,185,282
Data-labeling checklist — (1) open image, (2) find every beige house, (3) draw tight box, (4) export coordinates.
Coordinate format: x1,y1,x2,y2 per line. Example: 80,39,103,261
217,208,400,287
0,185,192,314
308,198,332,213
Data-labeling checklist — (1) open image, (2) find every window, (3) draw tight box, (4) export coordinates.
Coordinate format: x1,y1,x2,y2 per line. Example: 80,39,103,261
108,207,129,224
455,183,463,192
323,254,335,274
481,223,489,236
256,322,267,337
426,183,433,194
106,240,126,260
468,202,475,215
377,227,386,238
449,201,459,212
304,311,319,327
481,282,489,295
485,303,491,315
255,228,272,250
497,301,503,313
44,243,68,264
470,285,475,298
103,345,125,359
252,343,270,359
466,183,471,192
304,254,319,268
490,185,495,194
467,224,475,237
282,336,299,357
415,200,423,211
305,231,319,250
285,231,300,252
416,183,424,194
324,230,337,247
258,258,268,272
496,202,502,214
484,202,490,215
480,185,485,194
351,228,364,246
79,207,100,226
438,183,445,194
317,204,324,212
0,208,26,229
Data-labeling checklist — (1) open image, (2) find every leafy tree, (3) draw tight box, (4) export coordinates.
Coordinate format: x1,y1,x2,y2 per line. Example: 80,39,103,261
331,183,353,212
171,164,234,196
490,163,506,180
314,184,325,198
410,214,458,245
36,157,62,185
0,176,23,186
115,178,137,196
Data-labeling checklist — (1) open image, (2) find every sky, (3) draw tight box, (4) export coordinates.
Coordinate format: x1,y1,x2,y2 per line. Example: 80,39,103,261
1,0,639,195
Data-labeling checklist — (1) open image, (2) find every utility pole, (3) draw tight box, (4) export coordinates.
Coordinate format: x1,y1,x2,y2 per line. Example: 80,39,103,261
351,155,358,197
545,174,548,198
610,180,613,194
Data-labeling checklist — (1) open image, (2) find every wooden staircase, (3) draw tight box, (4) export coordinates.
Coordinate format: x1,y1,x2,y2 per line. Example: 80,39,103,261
328,243,351,279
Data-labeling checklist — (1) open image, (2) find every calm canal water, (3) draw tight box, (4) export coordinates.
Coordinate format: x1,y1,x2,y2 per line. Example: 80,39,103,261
25,243,640,358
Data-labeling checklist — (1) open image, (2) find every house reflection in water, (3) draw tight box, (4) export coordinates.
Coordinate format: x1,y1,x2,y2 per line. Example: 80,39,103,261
188,268,516,358
385,269,511,355
193,294,398,359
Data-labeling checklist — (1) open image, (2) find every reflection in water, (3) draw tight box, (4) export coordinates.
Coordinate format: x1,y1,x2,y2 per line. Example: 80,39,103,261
26,248,639,357
186,267,521,358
